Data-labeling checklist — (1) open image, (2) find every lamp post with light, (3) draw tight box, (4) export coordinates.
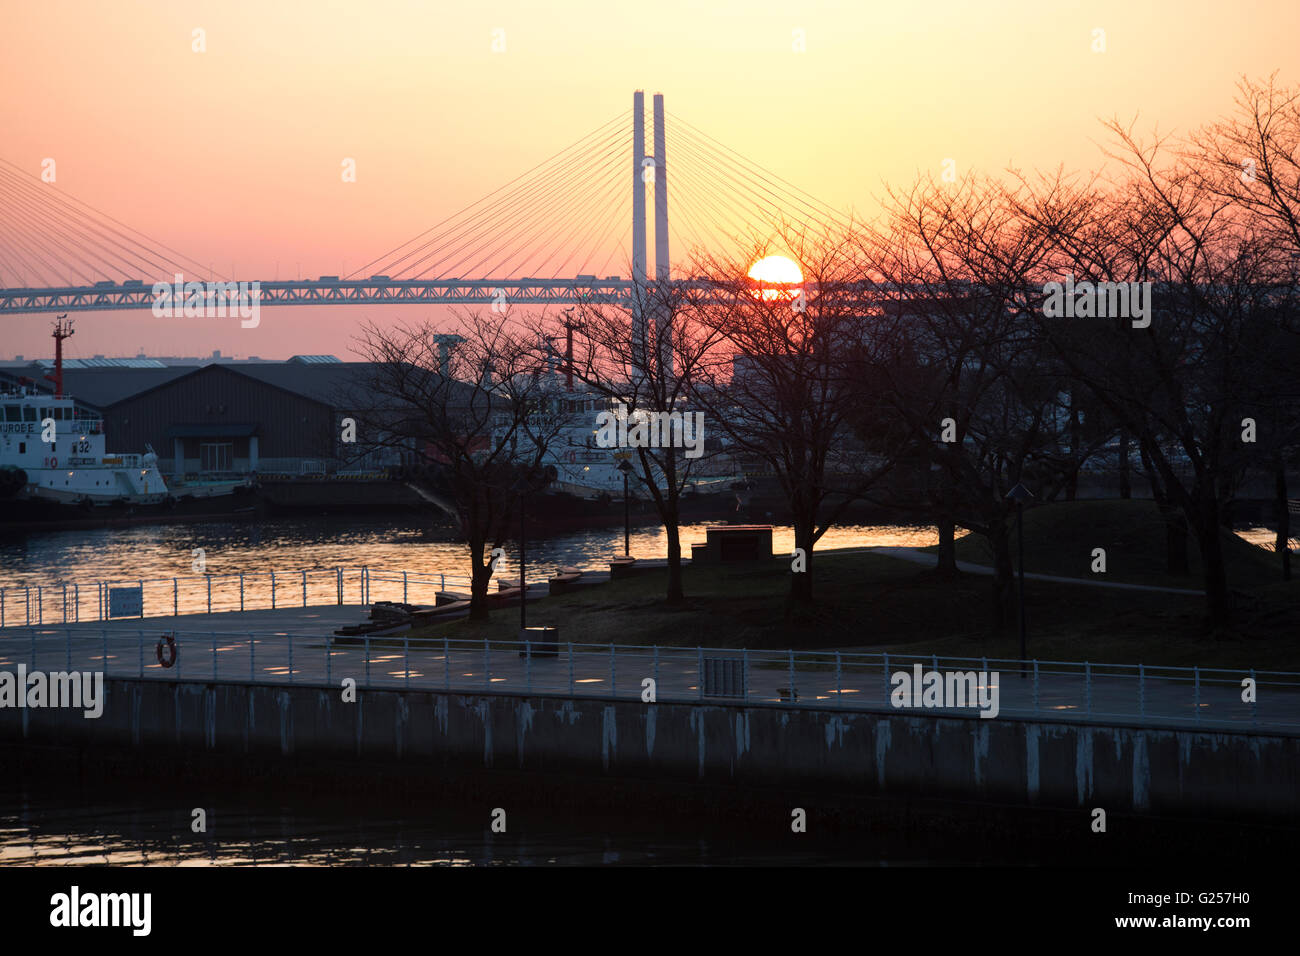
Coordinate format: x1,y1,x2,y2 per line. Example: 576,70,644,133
618,459,633,556
514,464,555,632
1005,482,1034,673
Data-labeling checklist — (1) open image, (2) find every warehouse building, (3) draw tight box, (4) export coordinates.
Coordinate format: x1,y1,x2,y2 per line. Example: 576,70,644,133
0,356,415,477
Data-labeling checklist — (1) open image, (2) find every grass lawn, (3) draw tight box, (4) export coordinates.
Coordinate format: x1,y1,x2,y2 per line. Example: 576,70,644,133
925,498,1284,591
406,521,1300,671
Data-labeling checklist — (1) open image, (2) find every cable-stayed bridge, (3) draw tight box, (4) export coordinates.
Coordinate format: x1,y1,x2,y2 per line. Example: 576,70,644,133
0,92,850,318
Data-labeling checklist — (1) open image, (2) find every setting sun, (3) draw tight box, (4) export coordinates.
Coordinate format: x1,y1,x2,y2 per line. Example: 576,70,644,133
748,255,803,285
747,255,803,300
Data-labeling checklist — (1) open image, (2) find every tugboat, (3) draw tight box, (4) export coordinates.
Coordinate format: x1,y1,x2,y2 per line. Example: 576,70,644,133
0,317,254,524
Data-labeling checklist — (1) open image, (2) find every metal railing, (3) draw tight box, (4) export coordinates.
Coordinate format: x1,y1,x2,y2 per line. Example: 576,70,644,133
7,628,1298,732
0,567,480,628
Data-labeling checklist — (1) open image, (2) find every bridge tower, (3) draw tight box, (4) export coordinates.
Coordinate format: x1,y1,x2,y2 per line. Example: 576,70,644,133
632,91,648,367
632,90,671,375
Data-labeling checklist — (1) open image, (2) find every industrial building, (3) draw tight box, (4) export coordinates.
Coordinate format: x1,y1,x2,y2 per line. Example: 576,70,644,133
0,356,413,478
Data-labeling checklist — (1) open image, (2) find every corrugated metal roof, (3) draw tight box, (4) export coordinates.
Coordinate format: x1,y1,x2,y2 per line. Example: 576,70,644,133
34,357,168,369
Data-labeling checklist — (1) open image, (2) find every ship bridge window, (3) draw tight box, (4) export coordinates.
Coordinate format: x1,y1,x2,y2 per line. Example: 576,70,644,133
22,406,36,422
2,405,17,422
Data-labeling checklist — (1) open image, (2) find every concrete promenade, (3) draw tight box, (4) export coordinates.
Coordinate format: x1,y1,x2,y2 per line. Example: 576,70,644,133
1,607,1295,732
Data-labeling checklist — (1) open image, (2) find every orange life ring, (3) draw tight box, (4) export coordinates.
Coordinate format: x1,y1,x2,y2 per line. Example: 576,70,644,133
156,633,178,668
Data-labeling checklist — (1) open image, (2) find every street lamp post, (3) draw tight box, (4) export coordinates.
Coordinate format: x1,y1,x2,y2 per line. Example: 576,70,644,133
618,459,633,556
519,486,528,632
514,465,556,633
1005,482,1034,675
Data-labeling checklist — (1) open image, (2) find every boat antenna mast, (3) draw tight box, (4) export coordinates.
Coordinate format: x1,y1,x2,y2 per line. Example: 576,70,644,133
47,314,74,398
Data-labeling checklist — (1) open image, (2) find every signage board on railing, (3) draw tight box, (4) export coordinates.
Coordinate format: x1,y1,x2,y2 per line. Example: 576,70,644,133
108,585,143,618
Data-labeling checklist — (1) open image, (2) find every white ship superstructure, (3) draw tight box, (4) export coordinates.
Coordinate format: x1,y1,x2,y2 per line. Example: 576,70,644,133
0,385,169,507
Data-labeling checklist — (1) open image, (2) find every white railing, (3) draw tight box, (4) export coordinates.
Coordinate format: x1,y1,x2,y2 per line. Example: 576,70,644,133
10,628,1299,733
0,567,476,628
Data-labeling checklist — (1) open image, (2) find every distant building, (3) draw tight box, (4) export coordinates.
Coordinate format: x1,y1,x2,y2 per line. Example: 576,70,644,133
0,357,413,477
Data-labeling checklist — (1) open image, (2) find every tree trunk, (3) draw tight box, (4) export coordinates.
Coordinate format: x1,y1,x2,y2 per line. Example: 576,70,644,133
936,513,957,576
468,540,491,622
1275,455,1292,582
1162,504,1190,577
1066,402,1081,501
1118,429,1131,499
1193,500,1231,633
664,515,685,604
990,523,1015,633
790,515,815,604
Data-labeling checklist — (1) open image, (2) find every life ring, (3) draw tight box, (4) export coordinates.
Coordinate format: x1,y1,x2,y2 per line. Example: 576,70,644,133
156,633,178,668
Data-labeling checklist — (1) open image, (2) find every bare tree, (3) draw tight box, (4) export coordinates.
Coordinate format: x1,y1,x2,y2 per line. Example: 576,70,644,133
352,311,568,621
689,222,899,605
864,173,1086,630
1022,118,1294,631
551,277,729,604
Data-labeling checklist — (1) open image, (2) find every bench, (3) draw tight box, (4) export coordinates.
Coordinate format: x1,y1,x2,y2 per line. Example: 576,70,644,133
548,566,585,595
690,525,774,564
609,556,637,578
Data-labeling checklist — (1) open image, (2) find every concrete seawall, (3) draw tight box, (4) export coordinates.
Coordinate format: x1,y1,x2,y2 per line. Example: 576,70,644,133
4,678,1297,822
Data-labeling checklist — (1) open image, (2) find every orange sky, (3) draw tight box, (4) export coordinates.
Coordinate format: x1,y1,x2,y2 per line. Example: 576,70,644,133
1,0,1296,360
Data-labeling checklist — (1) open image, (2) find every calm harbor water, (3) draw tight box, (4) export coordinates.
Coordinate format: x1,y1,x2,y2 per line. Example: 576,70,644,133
0,518,953,866
0,516,1281,866
0,516,942,592
0,778,948,866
